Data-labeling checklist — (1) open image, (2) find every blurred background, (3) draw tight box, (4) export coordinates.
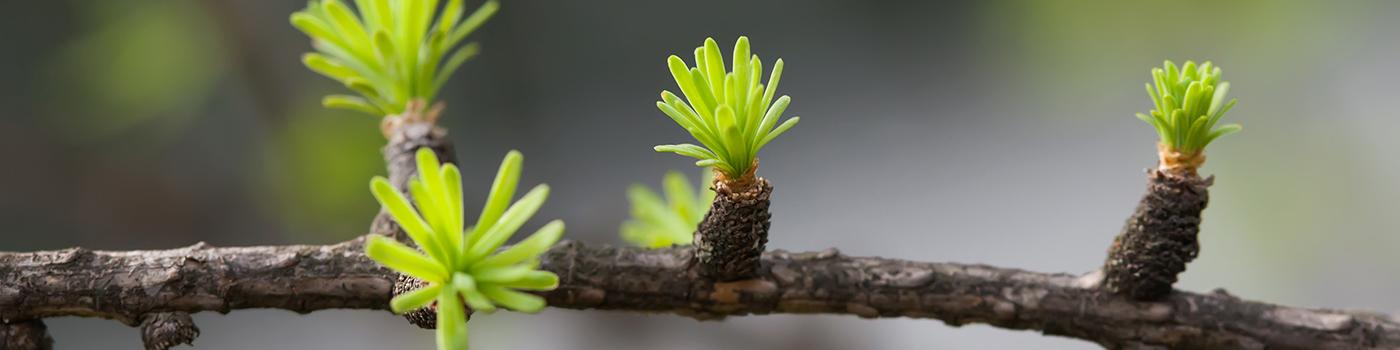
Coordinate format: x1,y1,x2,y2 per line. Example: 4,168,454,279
3,0,1398,349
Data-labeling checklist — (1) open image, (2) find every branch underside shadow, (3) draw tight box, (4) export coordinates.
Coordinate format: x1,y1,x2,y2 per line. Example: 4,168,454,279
2,239,1397,350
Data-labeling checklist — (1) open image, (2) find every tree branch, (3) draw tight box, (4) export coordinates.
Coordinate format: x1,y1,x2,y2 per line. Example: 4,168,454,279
6,120,1392,350
2,238,1397,349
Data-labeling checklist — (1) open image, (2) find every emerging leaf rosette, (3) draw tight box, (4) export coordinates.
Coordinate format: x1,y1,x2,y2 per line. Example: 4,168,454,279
1137,60,1240,174
654,36,799,184
366,148,562,350
652,36,796,280
1101,59,1241,300
291,0,497,117
620,168,714,248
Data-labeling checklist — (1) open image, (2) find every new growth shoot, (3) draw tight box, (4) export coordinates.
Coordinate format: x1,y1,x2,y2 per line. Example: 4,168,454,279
1138,60,1241,158
366,148,562,350
292,0,498,117
621,168,714,248
654,37,799,183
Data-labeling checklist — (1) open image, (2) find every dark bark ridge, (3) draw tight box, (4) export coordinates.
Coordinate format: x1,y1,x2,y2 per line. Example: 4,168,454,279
2,240,1399,349
1103,169,1212,300
693,177,772,281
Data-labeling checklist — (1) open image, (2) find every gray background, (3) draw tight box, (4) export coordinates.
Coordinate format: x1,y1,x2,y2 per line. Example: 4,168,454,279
2,0,1398,349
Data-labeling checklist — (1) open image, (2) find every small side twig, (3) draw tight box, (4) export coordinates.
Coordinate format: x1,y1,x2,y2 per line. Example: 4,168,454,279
140,312,199,350
1,320,52,350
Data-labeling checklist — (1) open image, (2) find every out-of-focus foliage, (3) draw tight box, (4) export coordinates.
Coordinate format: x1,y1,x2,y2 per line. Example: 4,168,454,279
367,149,563,350
260,104,382,240
621,168,714,248
291,0,498,116
47,1,225,139
985,1,1340,123
654,37,799,179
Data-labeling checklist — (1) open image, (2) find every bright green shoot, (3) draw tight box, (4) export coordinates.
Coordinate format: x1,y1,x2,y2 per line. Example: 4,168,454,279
654,36,799,180
1137,60,1241,155
291,0,498,116
366,148,562,350
621,168,715,248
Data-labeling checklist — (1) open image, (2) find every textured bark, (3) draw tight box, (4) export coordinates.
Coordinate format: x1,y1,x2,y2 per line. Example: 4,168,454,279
693,177,772,281
3,241,1398,349
1103,169,1212,300
0,239,390,324
0,320,51,350
139,312,198,350
372,120,456,329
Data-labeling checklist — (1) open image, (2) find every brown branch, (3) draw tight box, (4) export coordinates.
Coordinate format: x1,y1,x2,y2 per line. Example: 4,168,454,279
5,118,1394,350
2,239,1398,350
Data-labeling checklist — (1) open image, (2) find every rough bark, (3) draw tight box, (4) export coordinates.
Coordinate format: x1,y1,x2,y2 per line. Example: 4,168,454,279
3,240,1397,349
139,312,198,350
0,240,390,324
0,320,51,350
372,120,456,329
1103,169,1212,300
693,177,772,281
